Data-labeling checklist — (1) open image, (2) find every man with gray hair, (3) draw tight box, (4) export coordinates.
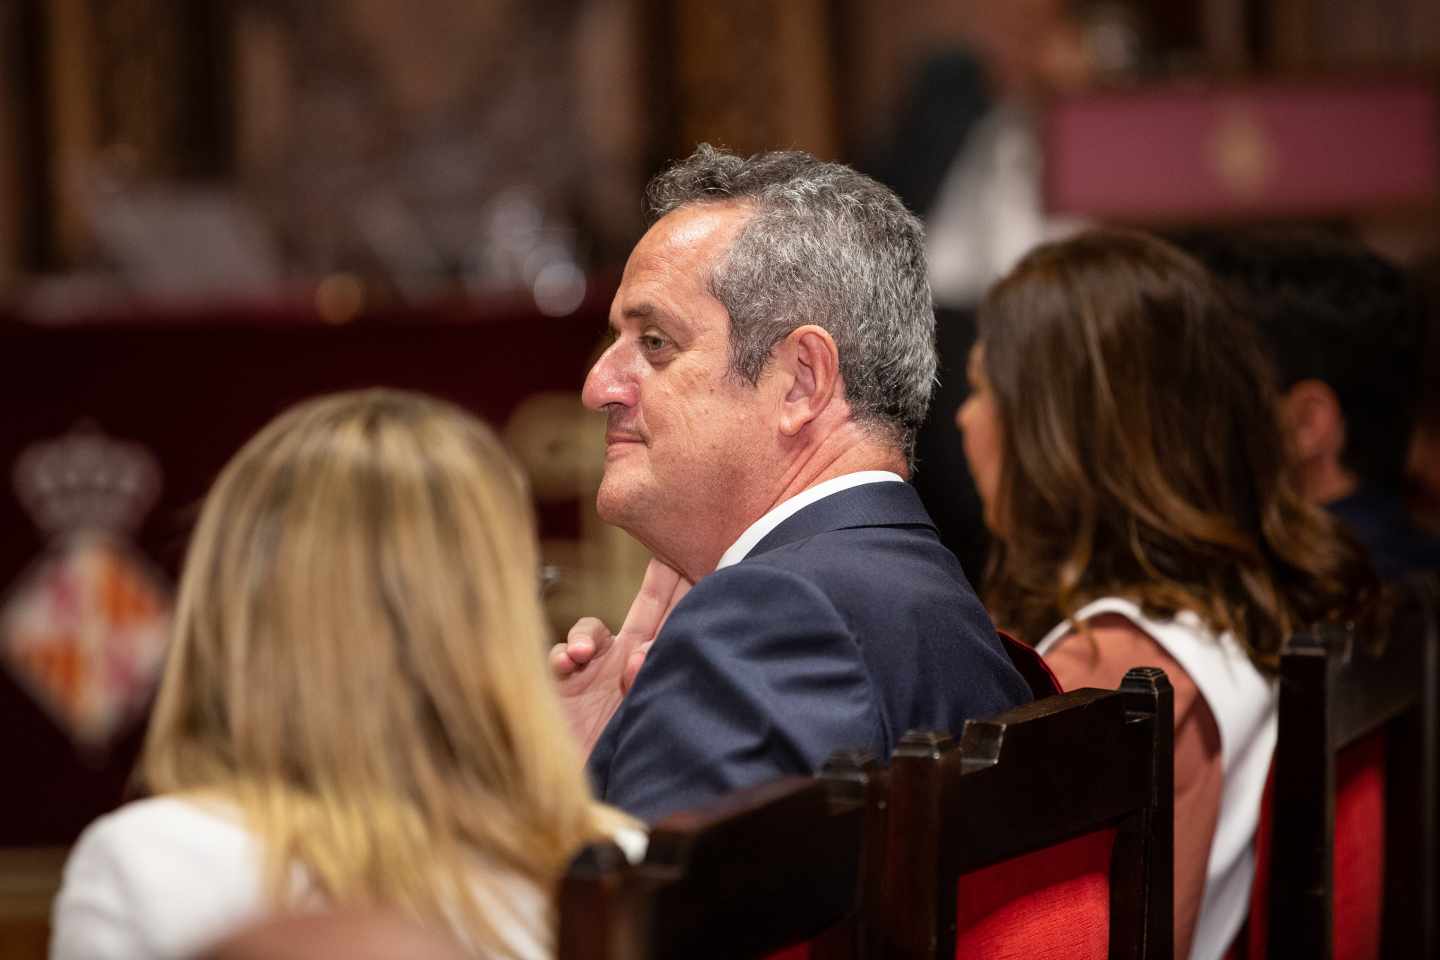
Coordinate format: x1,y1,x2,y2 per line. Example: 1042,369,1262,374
552,144,1030,821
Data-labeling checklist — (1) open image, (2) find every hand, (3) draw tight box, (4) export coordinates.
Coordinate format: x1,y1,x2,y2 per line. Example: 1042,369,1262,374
550,559,691,755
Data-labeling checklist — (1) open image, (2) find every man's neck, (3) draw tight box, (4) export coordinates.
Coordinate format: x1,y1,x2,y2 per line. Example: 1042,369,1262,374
713,468,905,572
769,440,906,508
673,429,905,580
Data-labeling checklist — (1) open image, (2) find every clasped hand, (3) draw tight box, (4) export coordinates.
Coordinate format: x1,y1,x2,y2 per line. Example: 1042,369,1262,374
550,558,691,756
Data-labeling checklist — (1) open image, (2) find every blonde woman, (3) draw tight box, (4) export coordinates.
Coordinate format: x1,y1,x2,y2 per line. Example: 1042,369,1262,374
51,390,640,960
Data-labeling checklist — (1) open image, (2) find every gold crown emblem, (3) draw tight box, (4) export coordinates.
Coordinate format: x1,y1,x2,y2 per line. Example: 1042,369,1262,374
13,425,162,538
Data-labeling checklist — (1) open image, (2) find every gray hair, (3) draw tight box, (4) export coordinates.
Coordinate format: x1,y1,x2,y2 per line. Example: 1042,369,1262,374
644,144,937,462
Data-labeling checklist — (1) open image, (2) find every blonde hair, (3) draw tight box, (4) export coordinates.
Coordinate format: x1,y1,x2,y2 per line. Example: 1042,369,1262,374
142,389,628,954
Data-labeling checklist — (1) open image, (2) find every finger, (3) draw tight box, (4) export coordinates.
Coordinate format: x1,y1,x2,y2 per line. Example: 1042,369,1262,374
653,576,692,636
617,559,690,643
565,617,613,664
549,643,578,678
621,641,653,693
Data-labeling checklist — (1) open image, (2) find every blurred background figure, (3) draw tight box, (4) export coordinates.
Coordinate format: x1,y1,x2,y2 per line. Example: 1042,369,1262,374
1174,229,1440,580
867,0,1144,577
871,0,1122,308
49,390,638,960
958,229,1374,959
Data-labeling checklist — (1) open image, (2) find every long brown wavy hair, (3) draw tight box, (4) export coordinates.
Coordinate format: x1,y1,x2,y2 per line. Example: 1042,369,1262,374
975,229,1374,668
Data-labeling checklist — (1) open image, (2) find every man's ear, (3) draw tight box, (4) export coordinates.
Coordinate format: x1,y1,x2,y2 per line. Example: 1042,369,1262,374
774,325,841,436
1282,379,1346,464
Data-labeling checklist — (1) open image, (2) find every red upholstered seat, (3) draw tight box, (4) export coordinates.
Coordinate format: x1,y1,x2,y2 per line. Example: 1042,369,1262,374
876,670,1173,960
1331,736,1386,960
764,646,1072,960
954,829,1115,959
1241,733,1388,960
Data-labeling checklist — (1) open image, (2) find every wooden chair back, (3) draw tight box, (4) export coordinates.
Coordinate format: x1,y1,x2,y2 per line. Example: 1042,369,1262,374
0,846,65,960
1264,577,1440,958
557,752,884,960
875,667,1174,960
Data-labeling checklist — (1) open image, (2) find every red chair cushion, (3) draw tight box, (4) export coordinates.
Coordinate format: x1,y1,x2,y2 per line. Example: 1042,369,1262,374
1333,733,1385,960
1239,732,1386,960
954,829,1115,959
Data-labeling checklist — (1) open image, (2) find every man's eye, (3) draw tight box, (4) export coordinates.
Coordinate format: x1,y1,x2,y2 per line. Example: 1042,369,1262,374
640,334,669,352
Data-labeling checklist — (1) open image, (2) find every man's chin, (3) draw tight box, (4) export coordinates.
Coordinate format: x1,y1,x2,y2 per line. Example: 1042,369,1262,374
594,477,642,528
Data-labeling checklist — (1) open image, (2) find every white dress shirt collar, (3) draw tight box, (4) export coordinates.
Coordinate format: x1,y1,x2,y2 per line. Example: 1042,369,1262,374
714,471,904,570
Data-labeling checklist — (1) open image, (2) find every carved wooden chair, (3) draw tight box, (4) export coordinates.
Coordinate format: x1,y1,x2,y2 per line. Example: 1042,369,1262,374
557,752,885,960
1253,577,1440,958
874,667,1174,960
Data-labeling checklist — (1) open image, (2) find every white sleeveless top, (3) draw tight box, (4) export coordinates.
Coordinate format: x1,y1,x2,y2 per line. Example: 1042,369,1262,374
1037,598,1277,960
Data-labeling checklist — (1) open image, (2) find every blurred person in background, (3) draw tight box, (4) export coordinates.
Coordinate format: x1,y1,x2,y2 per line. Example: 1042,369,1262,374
551,144,1031,823
957,229,1374,959
51,390,640,960
1175,229,1440,580
869,0,1137,579
875,0,1107,307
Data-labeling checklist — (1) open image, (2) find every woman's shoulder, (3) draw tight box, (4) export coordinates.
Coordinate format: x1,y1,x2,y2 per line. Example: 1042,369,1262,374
1038,596,1234,671
52,796,267,960
1039,600,1181,683
83,793,246,837
1039,600,1231,714
67,795,258,876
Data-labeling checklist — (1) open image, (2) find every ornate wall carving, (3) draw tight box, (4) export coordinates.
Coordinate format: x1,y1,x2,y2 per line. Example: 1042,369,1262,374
657,0,837,161
1269,0,1440,70
229,0,611,284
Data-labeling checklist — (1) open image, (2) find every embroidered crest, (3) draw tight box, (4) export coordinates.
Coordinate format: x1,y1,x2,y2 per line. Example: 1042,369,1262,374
2,426,172,750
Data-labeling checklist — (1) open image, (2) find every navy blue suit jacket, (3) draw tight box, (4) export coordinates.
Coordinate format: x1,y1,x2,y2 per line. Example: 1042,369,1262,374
586,481,1031,821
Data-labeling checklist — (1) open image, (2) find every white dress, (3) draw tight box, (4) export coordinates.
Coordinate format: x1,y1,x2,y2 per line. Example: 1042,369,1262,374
50,795,646,960
1037,597,1277,960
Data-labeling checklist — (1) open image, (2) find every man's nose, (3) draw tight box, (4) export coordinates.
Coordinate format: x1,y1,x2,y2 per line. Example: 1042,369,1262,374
581,343,636,412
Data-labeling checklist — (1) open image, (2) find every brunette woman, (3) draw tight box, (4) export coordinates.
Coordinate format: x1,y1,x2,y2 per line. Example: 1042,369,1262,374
958,229,1373,960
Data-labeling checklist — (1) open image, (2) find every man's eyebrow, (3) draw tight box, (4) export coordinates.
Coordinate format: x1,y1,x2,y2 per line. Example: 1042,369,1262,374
609,301,692,338
606,303,652,336
622,302,689,331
